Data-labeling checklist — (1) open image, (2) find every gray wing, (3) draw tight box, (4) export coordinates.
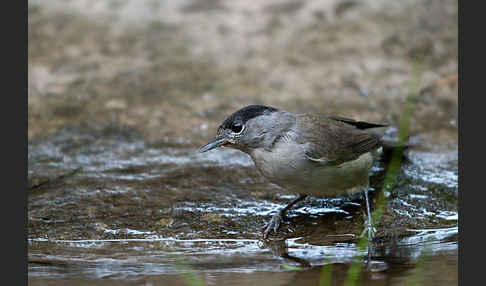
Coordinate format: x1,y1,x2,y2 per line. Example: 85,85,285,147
295,114,383,165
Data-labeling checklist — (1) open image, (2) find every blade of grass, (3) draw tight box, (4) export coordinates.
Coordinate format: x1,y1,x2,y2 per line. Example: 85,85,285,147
170,255,206,286
282,264,305,271
343,56,423,286
320,263,333,286
406,251,431,286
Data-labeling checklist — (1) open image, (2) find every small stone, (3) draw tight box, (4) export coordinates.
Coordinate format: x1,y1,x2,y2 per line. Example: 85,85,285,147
201,213,222,223
157,218,174,227
105,99,127,110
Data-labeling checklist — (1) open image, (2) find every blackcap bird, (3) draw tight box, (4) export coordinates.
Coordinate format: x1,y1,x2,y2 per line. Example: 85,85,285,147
200,105,387,239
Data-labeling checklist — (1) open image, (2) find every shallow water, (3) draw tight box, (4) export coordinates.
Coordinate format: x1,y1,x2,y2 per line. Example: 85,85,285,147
28,126,458,285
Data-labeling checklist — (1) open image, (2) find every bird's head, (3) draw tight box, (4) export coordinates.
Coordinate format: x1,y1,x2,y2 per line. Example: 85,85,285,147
199,105,283,153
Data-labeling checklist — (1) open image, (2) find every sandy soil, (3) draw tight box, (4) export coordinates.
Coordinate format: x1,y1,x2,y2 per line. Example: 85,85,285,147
28,0,457,150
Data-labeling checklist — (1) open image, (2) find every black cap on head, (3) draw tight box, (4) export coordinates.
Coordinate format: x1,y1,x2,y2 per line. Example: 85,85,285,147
219,105,278,131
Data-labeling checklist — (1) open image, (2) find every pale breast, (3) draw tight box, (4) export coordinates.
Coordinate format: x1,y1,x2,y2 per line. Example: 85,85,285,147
249,142,375,197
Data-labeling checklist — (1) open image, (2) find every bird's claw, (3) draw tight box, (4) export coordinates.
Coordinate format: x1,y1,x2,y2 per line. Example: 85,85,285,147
262,212,283,239
359,219,377,241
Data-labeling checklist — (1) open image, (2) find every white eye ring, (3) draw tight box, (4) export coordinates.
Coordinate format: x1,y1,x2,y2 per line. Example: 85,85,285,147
231,123,245,134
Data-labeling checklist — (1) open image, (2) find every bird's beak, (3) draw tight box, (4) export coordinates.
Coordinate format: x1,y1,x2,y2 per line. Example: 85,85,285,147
199,136,228,153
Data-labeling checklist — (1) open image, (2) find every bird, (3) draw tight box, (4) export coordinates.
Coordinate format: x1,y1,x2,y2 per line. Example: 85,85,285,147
199,105,387,239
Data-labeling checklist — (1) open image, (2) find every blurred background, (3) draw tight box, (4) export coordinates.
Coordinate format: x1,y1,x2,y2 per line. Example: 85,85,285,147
28,0,458,285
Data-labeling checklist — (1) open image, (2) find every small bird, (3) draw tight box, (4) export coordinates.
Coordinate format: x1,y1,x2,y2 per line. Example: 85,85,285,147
200,105,387,239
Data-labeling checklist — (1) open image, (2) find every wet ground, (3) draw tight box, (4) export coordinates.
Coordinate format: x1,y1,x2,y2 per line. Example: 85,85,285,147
28,0,457,285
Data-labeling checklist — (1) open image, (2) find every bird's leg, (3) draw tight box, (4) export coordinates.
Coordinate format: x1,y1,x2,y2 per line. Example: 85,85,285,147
360,188,376,241
263,194,307,239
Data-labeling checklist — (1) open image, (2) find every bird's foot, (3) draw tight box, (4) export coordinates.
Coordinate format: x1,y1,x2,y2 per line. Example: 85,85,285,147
359,216,376,241
261,195,307,239
262,211,285,239
360,188,376,241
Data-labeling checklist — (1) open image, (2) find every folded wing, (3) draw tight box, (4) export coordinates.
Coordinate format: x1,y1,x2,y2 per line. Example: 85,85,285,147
295,114,385,165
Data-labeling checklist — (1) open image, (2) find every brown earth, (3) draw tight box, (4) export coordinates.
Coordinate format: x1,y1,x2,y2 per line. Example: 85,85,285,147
28,0,457,151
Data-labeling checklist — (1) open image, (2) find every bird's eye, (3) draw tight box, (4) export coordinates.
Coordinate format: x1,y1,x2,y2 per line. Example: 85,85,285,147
231,122,243,134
